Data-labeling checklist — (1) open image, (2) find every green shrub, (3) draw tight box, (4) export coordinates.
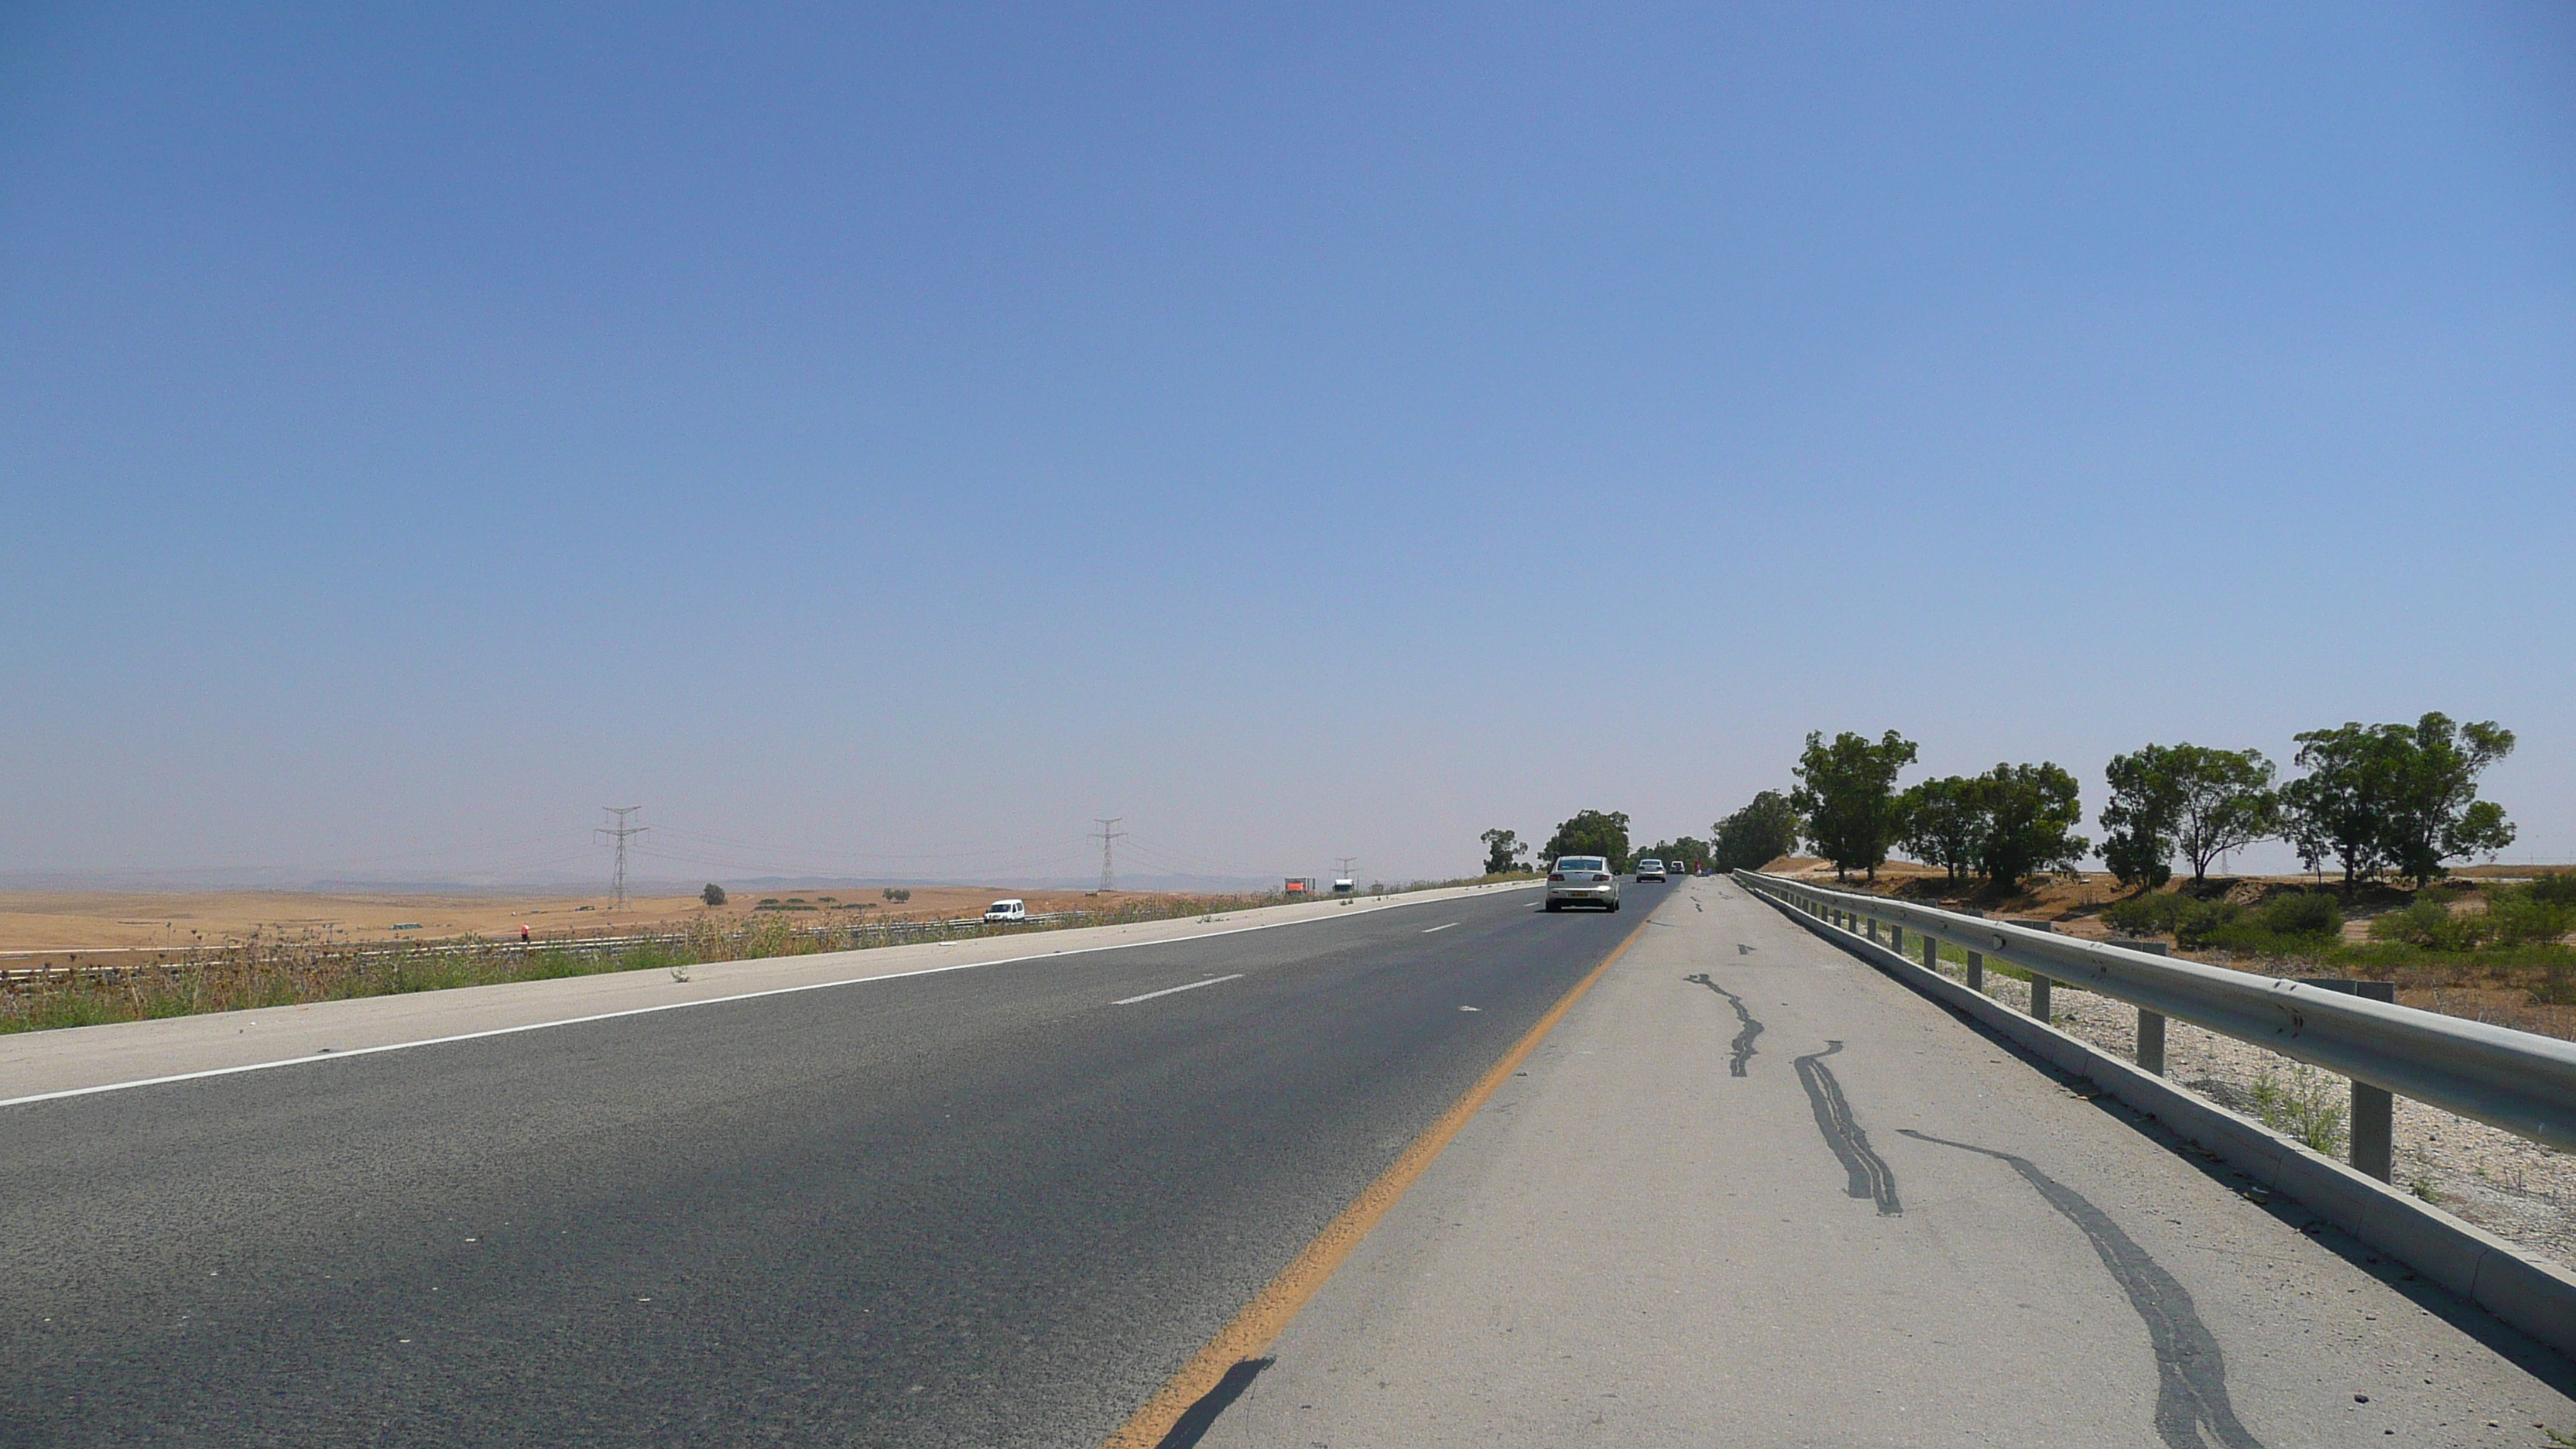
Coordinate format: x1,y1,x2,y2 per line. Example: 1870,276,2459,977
2483,889,2573,947
2103,892,2269,947
2369,898,2483,951
2104,894,2187,936
2173,899,2243,949
2526,872,2576,907
2256,892,2342,938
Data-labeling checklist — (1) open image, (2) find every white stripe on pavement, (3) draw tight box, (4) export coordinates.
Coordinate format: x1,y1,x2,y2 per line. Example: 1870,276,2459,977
1423,923,1459,933
1113,975,1245,1006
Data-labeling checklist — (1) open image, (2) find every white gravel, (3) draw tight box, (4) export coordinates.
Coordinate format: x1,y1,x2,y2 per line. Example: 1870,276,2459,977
1930,957,2576,1272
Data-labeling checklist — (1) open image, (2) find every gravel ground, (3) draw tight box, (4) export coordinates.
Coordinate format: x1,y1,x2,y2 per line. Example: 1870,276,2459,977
1927,957,2576,1272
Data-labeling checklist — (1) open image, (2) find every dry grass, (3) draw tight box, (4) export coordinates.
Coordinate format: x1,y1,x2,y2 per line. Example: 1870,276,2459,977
0,884,1149,957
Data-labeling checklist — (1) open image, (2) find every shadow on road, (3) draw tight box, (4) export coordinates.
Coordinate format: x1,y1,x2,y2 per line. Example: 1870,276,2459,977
1153,1357,1274,1449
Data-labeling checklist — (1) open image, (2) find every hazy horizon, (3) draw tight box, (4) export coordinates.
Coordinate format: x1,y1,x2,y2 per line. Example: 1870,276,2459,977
5,4,2571,886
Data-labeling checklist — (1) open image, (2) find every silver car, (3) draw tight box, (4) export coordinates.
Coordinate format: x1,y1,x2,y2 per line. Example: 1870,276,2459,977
1545,856,1622,912
1635,858,1667,882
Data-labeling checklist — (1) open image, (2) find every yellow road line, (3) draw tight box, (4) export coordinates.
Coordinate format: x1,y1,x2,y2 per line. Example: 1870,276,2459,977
1100,909,1657,1448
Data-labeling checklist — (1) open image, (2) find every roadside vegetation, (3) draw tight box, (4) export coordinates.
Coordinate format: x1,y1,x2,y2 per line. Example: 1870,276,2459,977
1540,810,1634,872
1664,710,2565,1040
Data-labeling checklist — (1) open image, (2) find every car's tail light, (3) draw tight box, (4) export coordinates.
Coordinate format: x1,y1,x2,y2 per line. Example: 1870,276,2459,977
1594,873,1612,882
1548,872,1565,882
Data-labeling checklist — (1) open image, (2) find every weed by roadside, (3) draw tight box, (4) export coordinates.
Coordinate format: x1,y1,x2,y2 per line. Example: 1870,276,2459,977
2246,1064,2348,1156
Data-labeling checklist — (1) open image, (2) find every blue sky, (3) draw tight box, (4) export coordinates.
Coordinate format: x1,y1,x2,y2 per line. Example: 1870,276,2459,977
3,2,2571,888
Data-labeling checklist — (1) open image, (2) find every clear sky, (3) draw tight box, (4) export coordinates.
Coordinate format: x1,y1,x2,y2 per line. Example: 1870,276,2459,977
4,3,2571,889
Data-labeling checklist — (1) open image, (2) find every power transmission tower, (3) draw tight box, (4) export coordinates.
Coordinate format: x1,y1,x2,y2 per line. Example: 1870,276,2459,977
598,807,647,910
1091,817,1126,894
1336,856,1358,882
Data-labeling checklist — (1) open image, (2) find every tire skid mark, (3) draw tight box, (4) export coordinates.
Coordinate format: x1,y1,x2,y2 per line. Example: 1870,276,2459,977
1682,974,1763,1077
1792,1042,1900,1214
1901,1129,2263,1449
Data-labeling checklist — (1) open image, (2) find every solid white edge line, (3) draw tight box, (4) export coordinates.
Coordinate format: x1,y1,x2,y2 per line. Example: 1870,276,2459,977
1112,974,1245,1006
1422,922,1459,933
2,882,1541,1110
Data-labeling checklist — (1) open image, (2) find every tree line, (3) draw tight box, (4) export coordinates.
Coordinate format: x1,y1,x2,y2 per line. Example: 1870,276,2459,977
1701,711,2516,894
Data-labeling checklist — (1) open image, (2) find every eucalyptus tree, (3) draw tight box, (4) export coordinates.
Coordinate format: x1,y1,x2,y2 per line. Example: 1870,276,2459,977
1969,762,2089,890
2280,714,2514,891
2102,743,2280,889
1896,776,1982,883
1712,790,1801,872
1790,730,1918,882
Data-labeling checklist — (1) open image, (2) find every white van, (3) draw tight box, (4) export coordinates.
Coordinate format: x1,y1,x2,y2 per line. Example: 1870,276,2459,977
982,899,1028,924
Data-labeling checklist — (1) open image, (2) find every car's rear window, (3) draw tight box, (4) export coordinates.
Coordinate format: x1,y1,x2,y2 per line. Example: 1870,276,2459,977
1556,858,1605,872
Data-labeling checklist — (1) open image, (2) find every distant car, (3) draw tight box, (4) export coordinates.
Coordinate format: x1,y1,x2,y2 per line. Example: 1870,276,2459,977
982,899,1028,924
1545,857,1622,912
1635,858,1667,882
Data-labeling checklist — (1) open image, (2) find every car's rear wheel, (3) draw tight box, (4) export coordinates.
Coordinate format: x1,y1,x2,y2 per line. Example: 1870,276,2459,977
1543,900,1560,913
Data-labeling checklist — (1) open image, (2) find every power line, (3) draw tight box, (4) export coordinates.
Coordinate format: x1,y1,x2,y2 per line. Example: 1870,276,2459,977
597,807,646,909
1092,817,1127,894
654,824,1091,862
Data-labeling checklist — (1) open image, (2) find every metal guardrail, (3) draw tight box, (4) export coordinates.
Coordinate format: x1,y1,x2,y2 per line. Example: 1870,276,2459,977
1732,870,2576,1170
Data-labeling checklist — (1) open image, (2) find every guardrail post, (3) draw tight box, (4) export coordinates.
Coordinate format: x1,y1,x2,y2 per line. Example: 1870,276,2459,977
2137,1011,2166,1076
2303,978,2397,1180
1920,935,1937,974
1965,949,1984,993
1889,923,1903,954
2003,918,2054,1022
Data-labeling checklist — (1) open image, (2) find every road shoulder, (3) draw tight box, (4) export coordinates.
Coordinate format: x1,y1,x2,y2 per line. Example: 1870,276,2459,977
1197,877,2576,1448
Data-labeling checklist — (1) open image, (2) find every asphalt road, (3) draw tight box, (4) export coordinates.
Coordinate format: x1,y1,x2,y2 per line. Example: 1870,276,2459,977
0,882,1643,1447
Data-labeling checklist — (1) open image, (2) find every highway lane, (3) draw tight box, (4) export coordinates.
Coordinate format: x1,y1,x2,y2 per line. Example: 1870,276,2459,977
0,882,1656,1447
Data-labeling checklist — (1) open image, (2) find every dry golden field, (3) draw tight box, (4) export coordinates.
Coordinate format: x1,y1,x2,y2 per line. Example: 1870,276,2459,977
0,885,1170,957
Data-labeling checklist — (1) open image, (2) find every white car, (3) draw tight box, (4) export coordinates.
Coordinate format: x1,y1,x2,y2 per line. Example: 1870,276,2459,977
982,899,1028,924
1545,857,1622,912
1635,858,1667,882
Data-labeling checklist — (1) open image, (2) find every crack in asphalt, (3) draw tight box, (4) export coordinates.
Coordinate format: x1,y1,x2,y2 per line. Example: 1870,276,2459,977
1793,1042,1899,1215
1682,974,1763,1077
1900,1130,2263,1449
